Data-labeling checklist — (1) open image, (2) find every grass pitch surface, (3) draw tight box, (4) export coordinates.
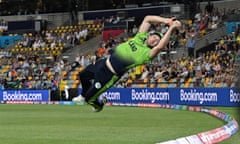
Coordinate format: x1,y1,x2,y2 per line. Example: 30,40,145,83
0,104,239,144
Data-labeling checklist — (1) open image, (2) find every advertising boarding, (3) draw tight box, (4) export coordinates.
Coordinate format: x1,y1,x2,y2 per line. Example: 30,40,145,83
0,90,49,102
99,88,240,107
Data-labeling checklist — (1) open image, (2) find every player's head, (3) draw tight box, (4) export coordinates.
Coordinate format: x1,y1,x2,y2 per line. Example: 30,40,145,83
146,32,163,48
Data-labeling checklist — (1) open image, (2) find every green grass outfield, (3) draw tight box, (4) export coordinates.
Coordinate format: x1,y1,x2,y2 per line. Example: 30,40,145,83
0,104,239,144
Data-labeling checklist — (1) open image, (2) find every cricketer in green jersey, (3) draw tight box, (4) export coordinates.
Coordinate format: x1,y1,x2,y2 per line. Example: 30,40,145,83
72,15,182,112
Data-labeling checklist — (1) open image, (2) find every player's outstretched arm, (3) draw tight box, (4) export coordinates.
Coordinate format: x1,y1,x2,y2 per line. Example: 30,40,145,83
149,20,182,58
138,15,176,33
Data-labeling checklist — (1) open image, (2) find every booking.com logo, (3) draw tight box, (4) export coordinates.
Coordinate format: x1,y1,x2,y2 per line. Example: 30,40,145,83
229,89,240,103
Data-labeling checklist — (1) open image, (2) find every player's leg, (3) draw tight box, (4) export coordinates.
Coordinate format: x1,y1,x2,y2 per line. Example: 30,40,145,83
79,64,95,96
84,59,120,112
72,64,95,103
85,75,119,112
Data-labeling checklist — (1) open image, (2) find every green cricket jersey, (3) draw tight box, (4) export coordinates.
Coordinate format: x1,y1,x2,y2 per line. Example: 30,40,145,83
109,32,154,75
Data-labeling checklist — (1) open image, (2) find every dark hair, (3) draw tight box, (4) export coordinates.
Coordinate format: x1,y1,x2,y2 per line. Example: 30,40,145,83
149,31,163,39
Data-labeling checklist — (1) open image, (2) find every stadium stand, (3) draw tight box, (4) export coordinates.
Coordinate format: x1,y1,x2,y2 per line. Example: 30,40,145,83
0,5,239,91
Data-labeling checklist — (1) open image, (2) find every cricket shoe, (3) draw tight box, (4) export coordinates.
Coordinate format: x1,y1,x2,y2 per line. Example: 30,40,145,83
91,97,108,112
72,94,85,104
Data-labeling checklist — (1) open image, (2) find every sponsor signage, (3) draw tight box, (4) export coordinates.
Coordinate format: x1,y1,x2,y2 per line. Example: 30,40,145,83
0,90,49,102
0,35,23,49
197,128,229,144
98,88,240,107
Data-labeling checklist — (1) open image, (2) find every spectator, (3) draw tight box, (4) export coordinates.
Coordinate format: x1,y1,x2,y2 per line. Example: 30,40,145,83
140,66,149,80
185,34,196,57
132,25,138,36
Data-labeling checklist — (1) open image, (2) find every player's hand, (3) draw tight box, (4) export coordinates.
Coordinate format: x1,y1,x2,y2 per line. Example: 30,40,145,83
171,20,182,30
166,17,177,26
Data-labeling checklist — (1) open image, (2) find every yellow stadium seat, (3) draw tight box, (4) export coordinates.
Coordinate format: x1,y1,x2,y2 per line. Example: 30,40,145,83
187,19,192,25
71,74,78,80
71,83,78,88
157,78,167,88
215,83,221,88
61,71,67,77
183,78,192,88
137,78,148,88
78,66,84,72
149,83,156,88
203,77,210,86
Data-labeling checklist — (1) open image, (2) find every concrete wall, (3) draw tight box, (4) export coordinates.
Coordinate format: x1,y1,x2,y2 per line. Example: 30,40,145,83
1,0,239,30
200,0,240,11
194,25,227,56
1,12,84,30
